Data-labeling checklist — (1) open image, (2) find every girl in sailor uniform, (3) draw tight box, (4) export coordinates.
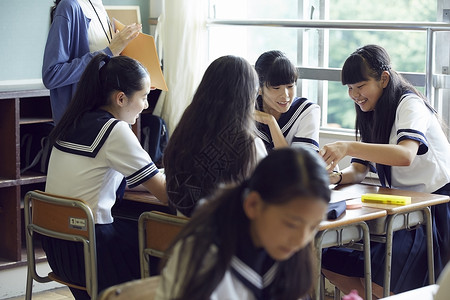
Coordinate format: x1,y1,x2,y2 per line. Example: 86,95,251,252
319,44,450,298
156,147,331,300
42,54,168,299
254,50,321,152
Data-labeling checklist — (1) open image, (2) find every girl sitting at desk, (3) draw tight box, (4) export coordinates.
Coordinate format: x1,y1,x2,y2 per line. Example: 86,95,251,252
42,54,168,299
156,147,331,300
254,50,320,152
319,44,450,298
163,55,267,217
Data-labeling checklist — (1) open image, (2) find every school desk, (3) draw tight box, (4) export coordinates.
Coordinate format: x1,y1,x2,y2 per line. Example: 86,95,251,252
315,188,387,300
113,191,170,221
324,183,450,298
360,187,448,297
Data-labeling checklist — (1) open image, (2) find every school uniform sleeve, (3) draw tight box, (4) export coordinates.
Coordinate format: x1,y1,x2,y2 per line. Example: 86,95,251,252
395,94,430,154
156,239,254,300
291,102,320,151
155,240,191,299
42,0,112,90
104,121,159,188
254,137,268,162
155,238,218,299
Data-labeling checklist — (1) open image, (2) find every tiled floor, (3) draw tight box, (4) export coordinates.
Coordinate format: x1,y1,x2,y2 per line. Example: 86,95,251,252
6,287,74,300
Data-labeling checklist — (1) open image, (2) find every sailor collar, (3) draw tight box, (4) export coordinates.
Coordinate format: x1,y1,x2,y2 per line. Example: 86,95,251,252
255,96,311,147
55,109,119,158
229,228,278,299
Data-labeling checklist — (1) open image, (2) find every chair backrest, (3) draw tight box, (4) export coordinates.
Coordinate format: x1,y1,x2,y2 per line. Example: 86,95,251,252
99,275,160,300
24,190,98,299
138,211,188,278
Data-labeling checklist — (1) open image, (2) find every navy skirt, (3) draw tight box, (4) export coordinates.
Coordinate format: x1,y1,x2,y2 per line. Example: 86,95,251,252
40,218,140,299
322,183,450,294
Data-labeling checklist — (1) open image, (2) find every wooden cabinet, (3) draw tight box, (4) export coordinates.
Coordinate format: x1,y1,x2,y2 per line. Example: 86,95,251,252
0,84,52,263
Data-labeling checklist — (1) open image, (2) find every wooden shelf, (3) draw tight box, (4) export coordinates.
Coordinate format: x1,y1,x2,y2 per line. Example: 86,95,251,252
0,244,47,271
20,118,54,125
0,86,51,262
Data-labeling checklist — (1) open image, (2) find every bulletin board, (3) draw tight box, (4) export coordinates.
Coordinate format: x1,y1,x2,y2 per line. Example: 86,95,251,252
104,5,141,25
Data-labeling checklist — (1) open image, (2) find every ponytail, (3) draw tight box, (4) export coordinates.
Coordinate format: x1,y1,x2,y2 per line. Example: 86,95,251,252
50,53,148,146
160,182,250,300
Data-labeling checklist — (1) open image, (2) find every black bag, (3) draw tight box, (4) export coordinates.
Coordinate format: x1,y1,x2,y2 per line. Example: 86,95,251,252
20,122,54,174
140,114,169,168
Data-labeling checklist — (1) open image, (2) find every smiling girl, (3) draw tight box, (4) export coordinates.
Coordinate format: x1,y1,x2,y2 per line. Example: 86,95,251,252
155,147,331,300
254,50,320,152
319,44,450,298
43,53,168,299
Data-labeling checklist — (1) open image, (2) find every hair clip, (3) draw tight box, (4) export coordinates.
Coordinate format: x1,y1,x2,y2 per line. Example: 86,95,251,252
103,55,112,64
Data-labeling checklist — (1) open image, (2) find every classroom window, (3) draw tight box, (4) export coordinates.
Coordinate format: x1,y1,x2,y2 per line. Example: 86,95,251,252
207,0,437,130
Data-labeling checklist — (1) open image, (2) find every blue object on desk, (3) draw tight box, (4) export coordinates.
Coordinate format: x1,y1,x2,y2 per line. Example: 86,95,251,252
327,201,346,220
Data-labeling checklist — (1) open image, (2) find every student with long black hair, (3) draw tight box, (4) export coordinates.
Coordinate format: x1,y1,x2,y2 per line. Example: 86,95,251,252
320,44,450,298
163,55,267,217
156,147,331,300
43,53,168,299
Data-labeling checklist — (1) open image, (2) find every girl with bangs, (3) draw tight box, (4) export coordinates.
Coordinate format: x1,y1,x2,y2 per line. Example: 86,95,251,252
254,50,321,152
320,44,450,298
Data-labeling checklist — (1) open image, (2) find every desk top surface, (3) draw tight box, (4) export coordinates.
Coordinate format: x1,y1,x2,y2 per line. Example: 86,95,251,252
320,183,450,230
319,205,386,230
123,191,168,207
333,183,449,214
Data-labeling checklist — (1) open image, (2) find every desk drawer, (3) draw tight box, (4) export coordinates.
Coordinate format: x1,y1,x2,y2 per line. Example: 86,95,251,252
319,226,364,248
367,210,425,235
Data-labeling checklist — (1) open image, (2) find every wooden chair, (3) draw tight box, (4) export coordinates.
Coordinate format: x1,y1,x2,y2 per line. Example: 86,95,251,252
24,190,98,300
138,211,188,278
99,275,161,300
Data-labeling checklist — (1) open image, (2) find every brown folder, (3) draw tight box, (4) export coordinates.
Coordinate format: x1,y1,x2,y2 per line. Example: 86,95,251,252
113,19,168,91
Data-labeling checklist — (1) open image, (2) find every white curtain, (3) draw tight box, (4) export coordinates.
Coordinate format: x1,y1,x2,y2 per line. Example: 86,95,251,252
153,0,208,134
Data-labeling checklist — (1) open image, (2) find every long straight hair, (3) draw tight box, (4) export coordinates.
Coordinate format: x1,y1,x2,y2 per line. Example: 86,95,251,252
49,53,149,145
341,44,431,143
161,147,331,300
162,55,260,217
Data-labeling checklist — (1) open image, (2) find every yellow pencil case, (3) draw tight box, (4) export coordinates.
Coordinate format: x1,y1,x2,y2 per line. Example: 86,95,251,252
361,193,411,205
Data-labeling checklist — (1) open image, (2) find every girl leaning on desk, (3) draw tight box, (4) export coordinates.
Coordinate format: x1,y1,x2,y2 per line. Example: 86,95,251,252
319,44,450,298
42,54,168,300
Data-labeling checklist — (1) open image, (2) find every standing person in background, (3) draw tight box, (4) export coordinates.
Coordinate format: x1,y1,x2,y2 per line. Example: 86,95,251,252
42,53,168,299
156,147,331,300
254,50,320,152
42,0,142,123
163,55,267,217
320,44,450,298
